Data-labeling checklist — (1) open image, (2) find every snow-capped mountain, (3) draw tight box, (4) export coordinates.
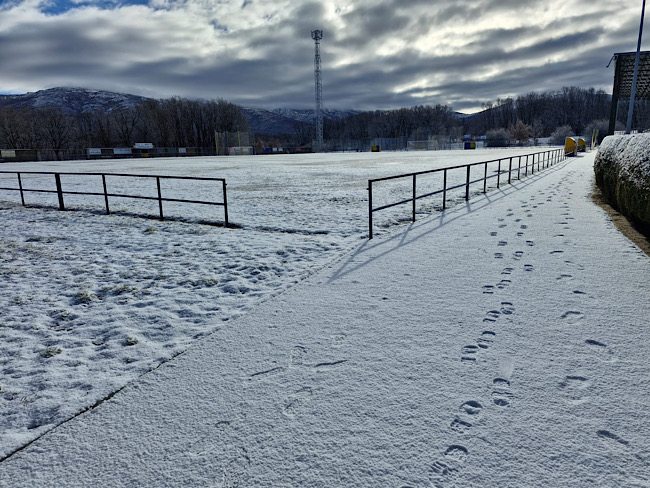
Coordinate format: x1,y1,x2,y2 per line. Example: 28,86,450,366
0,87,148,115
0,87,358,135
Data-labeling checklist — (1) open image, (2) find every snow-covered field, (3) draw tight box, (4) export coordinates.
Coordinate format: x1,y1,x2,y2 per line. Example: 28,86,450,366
0,148,548,459
1,150,649,487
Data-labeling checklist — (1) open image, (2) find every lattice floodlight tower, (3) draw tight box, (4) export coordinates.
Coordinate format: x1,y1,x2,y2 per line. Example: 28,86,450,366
311,29,324,152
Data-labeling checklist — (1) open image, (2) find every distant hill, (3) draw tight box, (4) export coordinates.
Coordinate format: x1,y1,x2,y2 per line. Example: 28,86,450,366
241,107,360,135
0,87,360,135
0,87,148,115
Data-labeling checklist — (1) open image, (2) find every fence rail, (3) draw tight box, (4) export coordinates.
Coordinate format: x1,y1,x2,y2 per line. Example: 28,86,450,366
0,171,228,226
367,148,566,239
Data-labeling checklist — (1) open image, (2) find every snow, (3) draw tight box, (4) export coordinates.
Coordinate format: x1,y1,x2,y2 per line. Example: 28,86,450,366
597,134,650,188
1,149,649,487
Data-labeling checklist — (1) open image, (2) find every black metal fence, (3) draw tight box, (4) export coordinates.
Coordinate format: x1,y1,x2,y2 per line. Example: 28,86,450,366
367,148,566,239
0,171,228,226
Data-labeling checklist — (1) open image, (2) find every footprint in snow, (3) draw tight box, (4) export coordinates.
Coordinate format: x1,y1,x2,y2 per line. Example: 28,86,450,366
494,252,504,259
559,375,591,405
477,331,496,349
289,346,306,367
220,447,252,488
450,401,483,433
461,345,480,362
500,302,515,315
430,445,469,488
561,311,584,323
482,285,495,295
501,267,514,275
282,386,313,418
331,334,347,348
524,264,534,272
498,241,508,247
492,378,513,407
484,309,501,322
513,250,524,260
596,430,632,452
496,279,511,290
585,339,617,363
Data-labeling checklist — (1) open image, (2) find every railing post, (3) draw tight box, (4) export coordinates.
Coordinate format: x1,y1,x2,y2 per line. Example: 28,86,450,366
483,162,488,193
102,174,110,214
222,179,229,227
412,174,417,222
368,180,373,239
508,157,512,184
525,155,529,176
517,156,521,180
156,176,164,220
465,165,470,200
54,173,65,211
497,159,501,188
17,173,25,206
442,169,447,210
531,154,535,174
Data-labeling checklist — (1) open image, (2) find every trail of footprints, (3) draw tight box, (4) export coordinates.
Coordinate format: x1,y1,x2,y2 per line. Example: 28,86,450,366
431,209,529,486
528,187,637,466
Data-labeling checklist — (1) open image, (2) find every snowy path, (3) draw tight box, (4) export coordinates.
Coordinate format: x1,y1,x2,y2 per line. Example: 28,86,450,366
1,153,649,487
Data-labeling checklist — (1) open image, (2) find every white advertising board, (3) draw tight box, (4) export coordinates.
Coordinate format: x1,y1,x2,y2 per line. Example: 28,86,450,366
1,150,16,158
113,148,133,155
87,148,102,156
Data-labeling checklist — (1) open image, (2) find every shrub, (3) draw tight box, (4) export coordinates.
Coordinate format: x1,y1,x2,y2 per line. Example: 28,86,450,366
509,120,531,143
486,128,511,147
549,125,574,145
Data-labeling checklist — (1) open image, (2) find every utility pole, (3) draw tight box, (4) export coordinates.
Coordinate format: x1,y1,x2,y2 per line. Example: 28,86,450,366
311,29,323,152
627,0,646,134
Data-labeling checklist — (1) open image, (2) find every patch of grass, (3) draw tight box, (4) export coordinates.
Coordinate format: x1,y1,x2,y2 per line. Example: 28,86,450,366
123,336,139,346
112,284,137,295
75,289,97,304
144,226,158,234
41,346,62,358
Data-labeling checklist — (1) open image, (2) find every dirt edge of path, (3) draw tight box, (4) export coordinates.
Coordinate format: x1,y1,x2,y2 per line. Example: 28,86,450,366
591,183,650,258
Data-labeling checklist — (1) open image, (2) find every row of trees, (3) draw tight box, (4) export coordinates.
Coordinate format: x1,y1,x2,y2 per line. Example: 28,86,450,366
468,86,650,138
283,86,631,148
2,85,647,153
0,97,249,151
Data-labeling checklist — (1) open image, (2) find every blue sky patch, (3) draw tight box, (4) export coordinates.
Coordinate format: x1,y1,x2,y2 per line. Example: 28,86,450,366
42,0,150,16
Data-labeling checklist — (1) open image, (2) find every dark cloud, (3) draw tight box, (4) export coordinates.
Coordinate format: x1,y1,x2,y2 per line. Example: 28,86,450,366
0,0,645,112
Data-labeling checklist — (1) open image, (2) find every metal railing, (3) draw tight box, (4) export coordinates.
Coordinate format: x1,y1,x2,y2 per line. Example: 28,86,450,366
367,148,566,239
0,171,228,226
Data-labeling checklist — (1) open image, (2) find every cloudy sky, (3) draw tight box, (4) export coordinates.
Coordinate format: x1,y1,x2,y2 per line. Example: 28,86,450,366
0,0,646,112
